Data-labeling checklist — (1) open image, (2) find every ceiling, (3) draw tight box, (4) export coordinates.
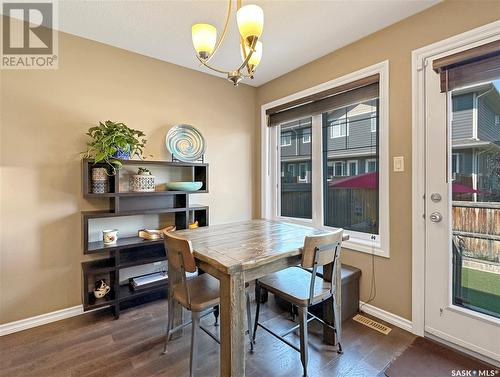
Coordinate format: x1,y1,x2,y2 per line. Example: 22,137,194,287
54,0,439,87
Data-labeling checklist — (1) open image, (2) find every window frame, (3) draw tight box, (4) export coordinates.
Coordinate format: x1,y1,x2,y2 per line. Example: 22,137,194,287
281,133,292,147
371,112,377,132
330,117,348,138
302,132,311,144
261,61,390,258
347,160,359,176
298,162,308,182
365,158,377,173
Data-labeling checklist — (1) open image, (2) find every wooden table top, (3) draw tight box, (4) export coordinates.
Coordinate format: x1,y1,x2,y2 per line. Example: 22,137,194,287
175,219,346,274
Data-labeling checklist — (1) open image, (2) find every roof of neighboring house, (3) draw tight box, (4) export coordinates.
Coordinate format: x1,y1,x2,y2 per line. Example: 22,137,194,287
452,138,500,150
453,82,500,113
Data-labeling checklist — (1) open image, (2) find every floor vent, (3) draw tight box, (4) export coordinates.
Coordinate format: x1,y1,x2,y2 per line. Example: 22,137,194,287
353,314,392,335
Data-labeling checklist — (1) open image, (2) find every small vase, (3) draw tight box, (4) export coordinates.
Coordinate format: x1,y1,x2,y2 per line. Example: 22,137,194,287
91,167,108,194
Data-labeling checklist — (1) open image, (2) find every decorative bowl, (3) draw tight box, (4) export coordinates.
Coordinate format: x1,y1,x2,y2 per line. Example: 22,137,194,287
166,181,203,192
165,124,206,162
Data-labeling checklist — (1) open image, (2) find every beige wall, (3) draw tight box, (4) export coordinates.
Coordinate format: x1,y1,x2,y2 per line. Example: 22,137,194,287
255,1,500,320
0,26,256,323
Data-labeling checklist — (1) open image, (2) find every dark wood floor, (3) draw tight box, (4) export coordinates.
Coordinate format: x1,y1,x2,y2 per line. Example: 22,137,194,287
0,295,415,377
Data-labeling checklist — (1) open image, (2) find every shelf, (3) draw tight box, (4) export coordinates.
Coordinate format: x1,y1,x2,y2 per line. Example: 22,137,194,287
86,236,163,254
82,207,188,219
84,158,207,167
119,283,168,302
82,258,116,273
84,292,116,310
119,246,166,268
189,204,209,210
84,190,207,198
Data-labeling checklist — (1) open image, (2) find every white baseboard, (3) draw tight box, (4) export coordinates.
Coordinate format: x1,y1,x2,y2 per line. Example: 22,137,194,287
1,300,413,337
359,301,413,333
0,305,84,336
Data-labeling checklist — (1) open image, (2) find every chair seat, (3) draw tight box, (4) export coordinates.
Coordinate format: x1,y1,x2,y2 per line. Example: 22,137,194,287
172,273,220,311
259,267,332,307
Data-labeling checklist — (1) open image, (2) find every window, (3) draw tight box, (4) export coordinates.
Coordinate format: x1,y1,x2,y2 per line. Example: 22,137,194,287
264,62,389,257
302,129,311,143
298,163,308,182
330,118,348,138
279,118,312,219
451,153,461,178
366,159,377,172
333,161,346,176
347,160,359,176
371,112,377,132
281,133,292,147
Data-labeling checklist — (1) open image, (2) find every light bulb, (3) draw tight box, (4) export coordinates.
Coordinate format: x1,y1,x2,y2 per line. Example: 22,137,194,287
237,5,263,44
191,23,217,58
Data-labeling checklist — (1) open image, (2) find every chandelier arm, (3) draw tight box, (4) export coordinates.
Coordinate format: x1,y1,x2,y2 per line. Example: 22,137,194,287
204,0,232,63
236,37,257,72
196,55,230,75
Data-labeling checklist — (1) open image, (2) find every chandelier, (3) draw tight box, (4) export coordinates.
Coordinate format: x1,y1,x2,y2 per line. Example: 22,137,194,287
191,1,264,86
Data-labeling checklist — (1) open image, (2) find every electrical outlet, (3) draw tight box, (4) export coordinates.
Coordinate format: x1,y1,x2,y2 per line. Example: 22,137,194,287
393,156,404,172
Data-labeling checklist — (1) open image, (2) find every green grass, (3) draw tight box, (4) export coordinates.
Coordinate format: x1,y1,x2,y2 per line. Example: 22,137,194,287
459,267,500,317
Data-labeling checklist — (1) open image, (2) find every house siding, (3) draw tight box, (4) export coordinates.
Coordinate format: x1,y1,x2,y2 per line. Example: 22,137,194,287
452,93,474,139
478,97,500,142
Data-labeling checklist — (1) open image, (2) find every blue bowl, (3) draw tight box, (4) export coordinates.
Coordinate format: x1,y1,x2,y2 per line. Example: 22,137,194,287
166,181,203,191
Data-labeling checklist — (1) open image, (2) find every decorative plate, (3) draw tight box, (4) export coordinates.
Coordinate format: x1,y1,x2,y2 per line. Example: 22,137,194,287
165,181,203,191
165,124,206,162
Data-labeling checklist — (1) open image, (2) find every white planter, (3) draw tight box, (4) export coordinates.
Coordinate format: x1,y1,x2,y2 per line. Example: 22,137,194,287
130,174,155,192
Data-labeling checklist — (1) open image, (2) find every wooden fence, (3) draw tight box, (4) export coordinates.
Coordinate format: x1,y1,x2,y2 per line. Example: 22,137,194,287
452,201,500,263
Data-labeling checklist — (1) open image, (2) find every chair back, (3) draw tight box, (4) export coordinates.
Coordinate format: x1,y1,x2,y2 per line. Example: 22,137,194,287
163,231,197,309
163,231,197,273
302,229,344,305
301,229,344,269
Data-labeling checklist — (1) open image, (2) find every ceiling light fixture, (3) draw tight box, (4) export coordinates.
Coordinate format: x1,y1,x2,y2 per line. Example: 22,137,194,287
191,0,264,86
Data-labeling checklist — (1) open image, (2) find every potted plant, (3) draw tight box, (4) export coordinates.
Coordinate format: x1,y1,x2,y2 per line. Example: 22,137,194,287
82,120,146,174
130,167,155,192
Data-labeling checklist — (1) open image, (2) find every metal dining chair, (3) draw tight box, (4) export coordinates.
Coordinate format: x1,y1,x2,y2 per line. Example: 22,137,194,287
162,231,254,377
252,229,344,377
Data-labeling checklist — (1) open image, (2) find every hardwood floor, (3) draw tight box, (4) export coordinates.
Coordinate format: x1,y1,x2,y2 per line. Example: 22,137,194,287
0,295,415,377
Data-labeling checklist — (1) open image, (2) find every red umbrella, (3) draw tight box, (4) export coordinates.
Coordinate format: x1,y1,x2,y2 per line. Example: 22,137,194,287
329,172,377,189
452,182,481,194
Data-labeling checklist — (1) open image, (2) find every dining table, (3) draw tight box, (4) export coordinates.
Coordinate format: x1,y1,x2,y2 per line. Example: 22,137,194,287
172,219,348,377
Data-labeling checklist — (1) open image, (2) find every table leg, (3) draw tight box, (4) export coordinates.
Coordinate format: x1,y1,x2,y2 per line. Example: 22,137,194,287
219,271,246,377
167,259,183,339
322,262,341,345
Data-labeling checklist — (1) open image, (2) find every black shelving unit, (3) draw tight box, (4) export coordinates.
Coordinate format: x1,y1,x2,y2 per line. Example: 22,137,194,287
81,159,209,317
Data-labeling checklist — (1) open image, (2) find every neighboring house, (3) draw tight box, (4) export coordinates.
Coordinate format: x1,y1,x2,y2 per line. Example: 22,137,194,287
280,99,379,184
451,82,500,201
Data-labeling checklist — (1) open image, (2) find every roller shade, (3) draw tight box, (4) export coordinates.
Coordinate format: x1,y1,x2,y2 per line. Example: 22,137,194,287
433,39,500,92
267,74,379,127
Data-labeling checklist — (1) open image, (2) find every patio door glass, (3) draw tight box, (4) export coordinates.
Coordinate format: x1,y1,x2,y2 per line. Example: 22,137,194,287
451,80,500,319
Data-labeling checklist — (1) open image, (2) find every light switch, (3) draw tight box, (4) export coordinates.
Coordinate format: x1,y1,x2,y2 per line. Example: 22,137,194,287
393,156,405,172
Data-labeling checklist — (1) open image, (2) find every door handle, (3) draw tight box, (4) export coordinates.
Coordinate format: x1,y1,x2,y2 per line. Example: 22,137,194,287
429,212,443,223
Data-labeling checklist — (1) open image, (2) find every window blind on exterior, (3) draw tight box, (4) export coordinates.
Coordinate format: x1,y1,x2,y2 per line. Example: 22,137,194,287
267,74,379,127
432,39,500,92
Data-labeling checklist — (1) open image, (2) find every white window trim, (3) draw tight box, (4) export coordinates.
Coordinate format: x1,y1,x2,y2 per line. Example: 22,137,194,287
347,160,359,176
365,158,377,173
298,162,308,182
333,161,346,177
371,114,377,132
302,133,311,144
261,61,390,258
287,163,295,176
330,118,349,138
281,134,292,147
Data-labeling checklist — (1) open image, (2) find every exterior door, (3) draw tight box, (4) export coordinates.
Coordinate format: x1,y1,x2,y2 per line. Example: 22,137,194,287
424,53,500,363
